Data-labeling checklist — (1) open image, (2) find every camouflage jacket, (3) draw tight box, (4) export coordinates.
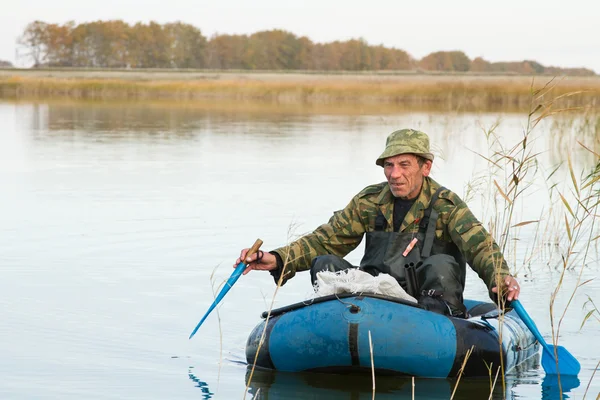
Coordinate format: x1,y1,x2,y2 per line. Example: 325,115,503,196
273,177,510,292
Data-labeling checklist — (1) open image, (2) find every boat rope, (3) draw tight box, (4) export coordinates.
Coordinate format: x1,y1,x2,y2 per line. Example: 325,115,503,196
334,292,361,310
514,339,538,352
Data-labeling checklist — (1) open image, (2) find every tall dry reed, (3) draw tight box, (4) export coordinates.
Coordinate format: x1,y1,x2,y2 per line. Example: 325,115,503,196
472,78,600,399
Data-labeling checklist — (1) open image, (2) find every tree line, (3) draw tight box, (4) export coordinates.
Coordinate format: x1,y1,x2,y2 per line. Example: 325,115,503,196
16,20,595,76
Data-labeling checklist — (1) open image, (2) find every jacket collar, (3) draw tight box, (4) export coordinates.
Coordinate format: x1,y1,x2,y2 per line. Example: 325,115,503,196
376,177,441,232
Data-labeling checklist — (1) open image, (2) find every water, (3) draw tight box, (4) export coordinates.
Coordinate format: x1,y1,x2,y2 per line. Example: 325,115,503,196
0,101,598,399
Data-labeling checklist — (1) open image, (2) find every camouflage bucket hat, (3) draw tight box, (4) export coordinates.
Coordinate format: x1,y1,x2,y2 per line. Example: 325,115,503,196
376,129,435,166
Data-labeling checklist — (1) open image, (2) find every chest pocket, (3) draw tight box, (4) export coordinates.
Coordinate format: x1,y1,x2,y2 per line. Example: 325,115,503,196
435,220,451,242
359,187,449,284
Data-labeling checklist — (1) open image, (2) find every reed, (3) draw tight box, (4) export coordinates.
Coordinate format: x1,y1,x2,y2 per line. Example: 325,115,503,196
473,78,600,398
583,360,600,399
1,71,599,112
581,296,600,329
209,265,225,386
244,224,302,400
369,330,376,400
450,345,474,399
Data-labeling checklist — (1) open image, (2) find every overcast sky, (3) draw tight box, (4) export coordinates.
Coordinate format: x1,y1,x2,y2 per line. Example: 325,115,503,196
2,0,598,73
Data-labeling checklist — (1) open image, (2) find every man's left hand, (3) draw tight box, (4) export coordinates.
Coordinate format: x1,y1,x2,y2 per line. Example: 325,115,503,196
491,276,520,301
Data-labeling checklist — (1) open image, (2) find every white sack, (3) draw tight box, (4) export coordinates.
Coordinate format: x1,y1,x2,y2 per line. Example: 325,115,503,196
313,269,417,303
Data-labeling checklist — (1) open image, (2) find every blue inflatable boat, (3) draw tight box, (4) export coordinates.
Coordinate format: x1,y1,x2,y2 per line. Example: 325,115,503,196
246,294,540,377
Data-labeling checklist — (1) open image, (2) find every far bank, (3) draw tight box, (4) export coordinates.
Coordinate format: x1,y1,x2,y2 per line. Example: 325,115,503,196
1,68,598,112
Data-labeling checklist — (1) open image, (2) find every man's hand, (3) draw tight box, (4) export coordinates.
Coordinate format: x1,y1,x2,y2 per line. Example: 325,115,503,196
491,275,520,301
235,248,277,275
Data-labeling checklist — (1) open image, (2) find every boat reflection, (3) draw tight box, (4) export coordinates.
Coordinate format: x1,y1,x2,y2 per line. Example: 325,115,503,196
187,364,581,399
243,367,580,400
245,367,509,400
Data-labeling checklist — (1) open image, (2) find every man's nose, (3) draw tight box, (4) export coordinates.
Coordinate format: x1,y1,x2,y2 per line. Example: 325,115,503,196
390,166,402,179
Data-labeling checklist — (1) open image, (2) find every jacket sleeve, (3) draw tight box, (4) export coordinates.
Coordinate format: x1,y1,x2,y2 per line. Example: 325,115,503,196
271,195,366,285
445,197,511,296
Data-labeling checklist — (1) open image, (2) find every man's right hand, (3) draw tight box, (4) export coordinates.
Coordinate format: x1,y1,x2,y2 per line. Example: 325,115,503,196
235,248,278,275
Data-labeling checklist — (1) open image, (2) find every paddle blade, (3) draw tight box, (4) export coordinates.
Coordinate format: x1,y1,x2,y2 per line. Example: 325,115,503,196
188,238,263,339
188,304,216,339
511,300,580,376
541,345,581,376
188,263,246,339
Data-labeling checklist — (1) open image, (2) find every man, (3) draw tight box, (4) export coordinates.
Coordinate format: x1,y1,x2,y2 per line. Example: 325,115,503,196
235,128,520,317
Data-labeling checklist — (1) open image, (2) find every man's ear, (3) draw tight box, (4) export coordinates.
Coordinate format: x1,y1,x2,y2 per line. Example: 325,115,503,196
422,160,433,177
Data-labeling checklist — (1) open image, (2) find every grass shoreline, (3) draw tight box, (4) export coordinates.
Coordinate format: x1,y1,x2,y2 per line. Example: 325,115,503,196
1,68,599,112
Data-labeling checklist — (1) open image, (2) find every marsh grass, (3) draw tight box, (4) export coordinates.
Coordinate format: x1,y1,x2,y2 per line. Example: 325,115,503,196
470,91,546,393
472,78,600,398
1,72,599,112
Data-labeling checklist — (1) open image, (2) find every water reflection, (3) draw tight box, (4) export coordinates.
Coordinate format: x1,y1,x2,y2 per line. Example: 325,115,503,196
540,375,580,400
243,368,513,400
188,367,215,399
30,102,208,137
186,364,582,399
28,101,330,135
21,101,600,172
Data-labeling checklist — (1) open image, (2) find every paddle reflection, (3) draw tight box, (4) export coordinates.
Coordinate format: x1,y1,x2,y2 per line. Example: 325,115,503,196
188,368,214,399
541,375,580,400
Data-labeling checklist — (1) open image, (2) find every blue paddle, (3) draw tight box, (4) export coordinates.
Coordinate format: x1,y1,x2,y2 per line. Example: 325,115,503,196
189,239,263,339
511,300,580,376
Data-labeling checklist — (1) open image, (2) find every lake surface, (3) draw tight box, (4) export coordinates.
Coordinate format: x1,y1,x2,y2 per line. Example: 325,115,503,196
0,101,598,399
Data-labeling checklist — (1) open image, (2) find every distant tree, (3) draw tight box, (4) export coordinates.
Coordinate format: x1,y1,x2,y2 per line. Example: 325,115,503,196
102,20,131,68
14,20,597,75
419,51,471,72
244,30,304,69
370,45,414,70
485,61,539,74
164,22,207,68
523,60,545,74
206,34,251,69
545,66,595,76
295,36,315,70
311,42,343,70
69,23,92,66
338,39,372,70
129,22,171,68
44,21,75,66
470,57,492,73
0,59,14,68
18,21,50,66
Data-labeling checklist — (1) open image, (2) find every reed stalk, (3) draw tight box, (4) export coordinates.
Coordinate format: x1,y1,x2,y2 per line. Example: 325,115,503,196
582,360,600,399
244,224,303,399
487,367,501,400
450,345,474,399
369,330,376,400
209,265,225,387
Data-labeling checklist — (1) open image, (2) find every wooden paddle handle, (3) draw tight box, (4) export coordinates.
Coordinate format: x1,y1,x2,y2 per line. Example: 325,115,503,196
246,239,263,258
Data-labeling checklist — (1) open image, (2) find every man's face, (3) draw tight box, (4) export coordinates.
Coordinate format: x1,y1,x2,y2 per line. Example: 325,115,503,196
383,154,432,199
